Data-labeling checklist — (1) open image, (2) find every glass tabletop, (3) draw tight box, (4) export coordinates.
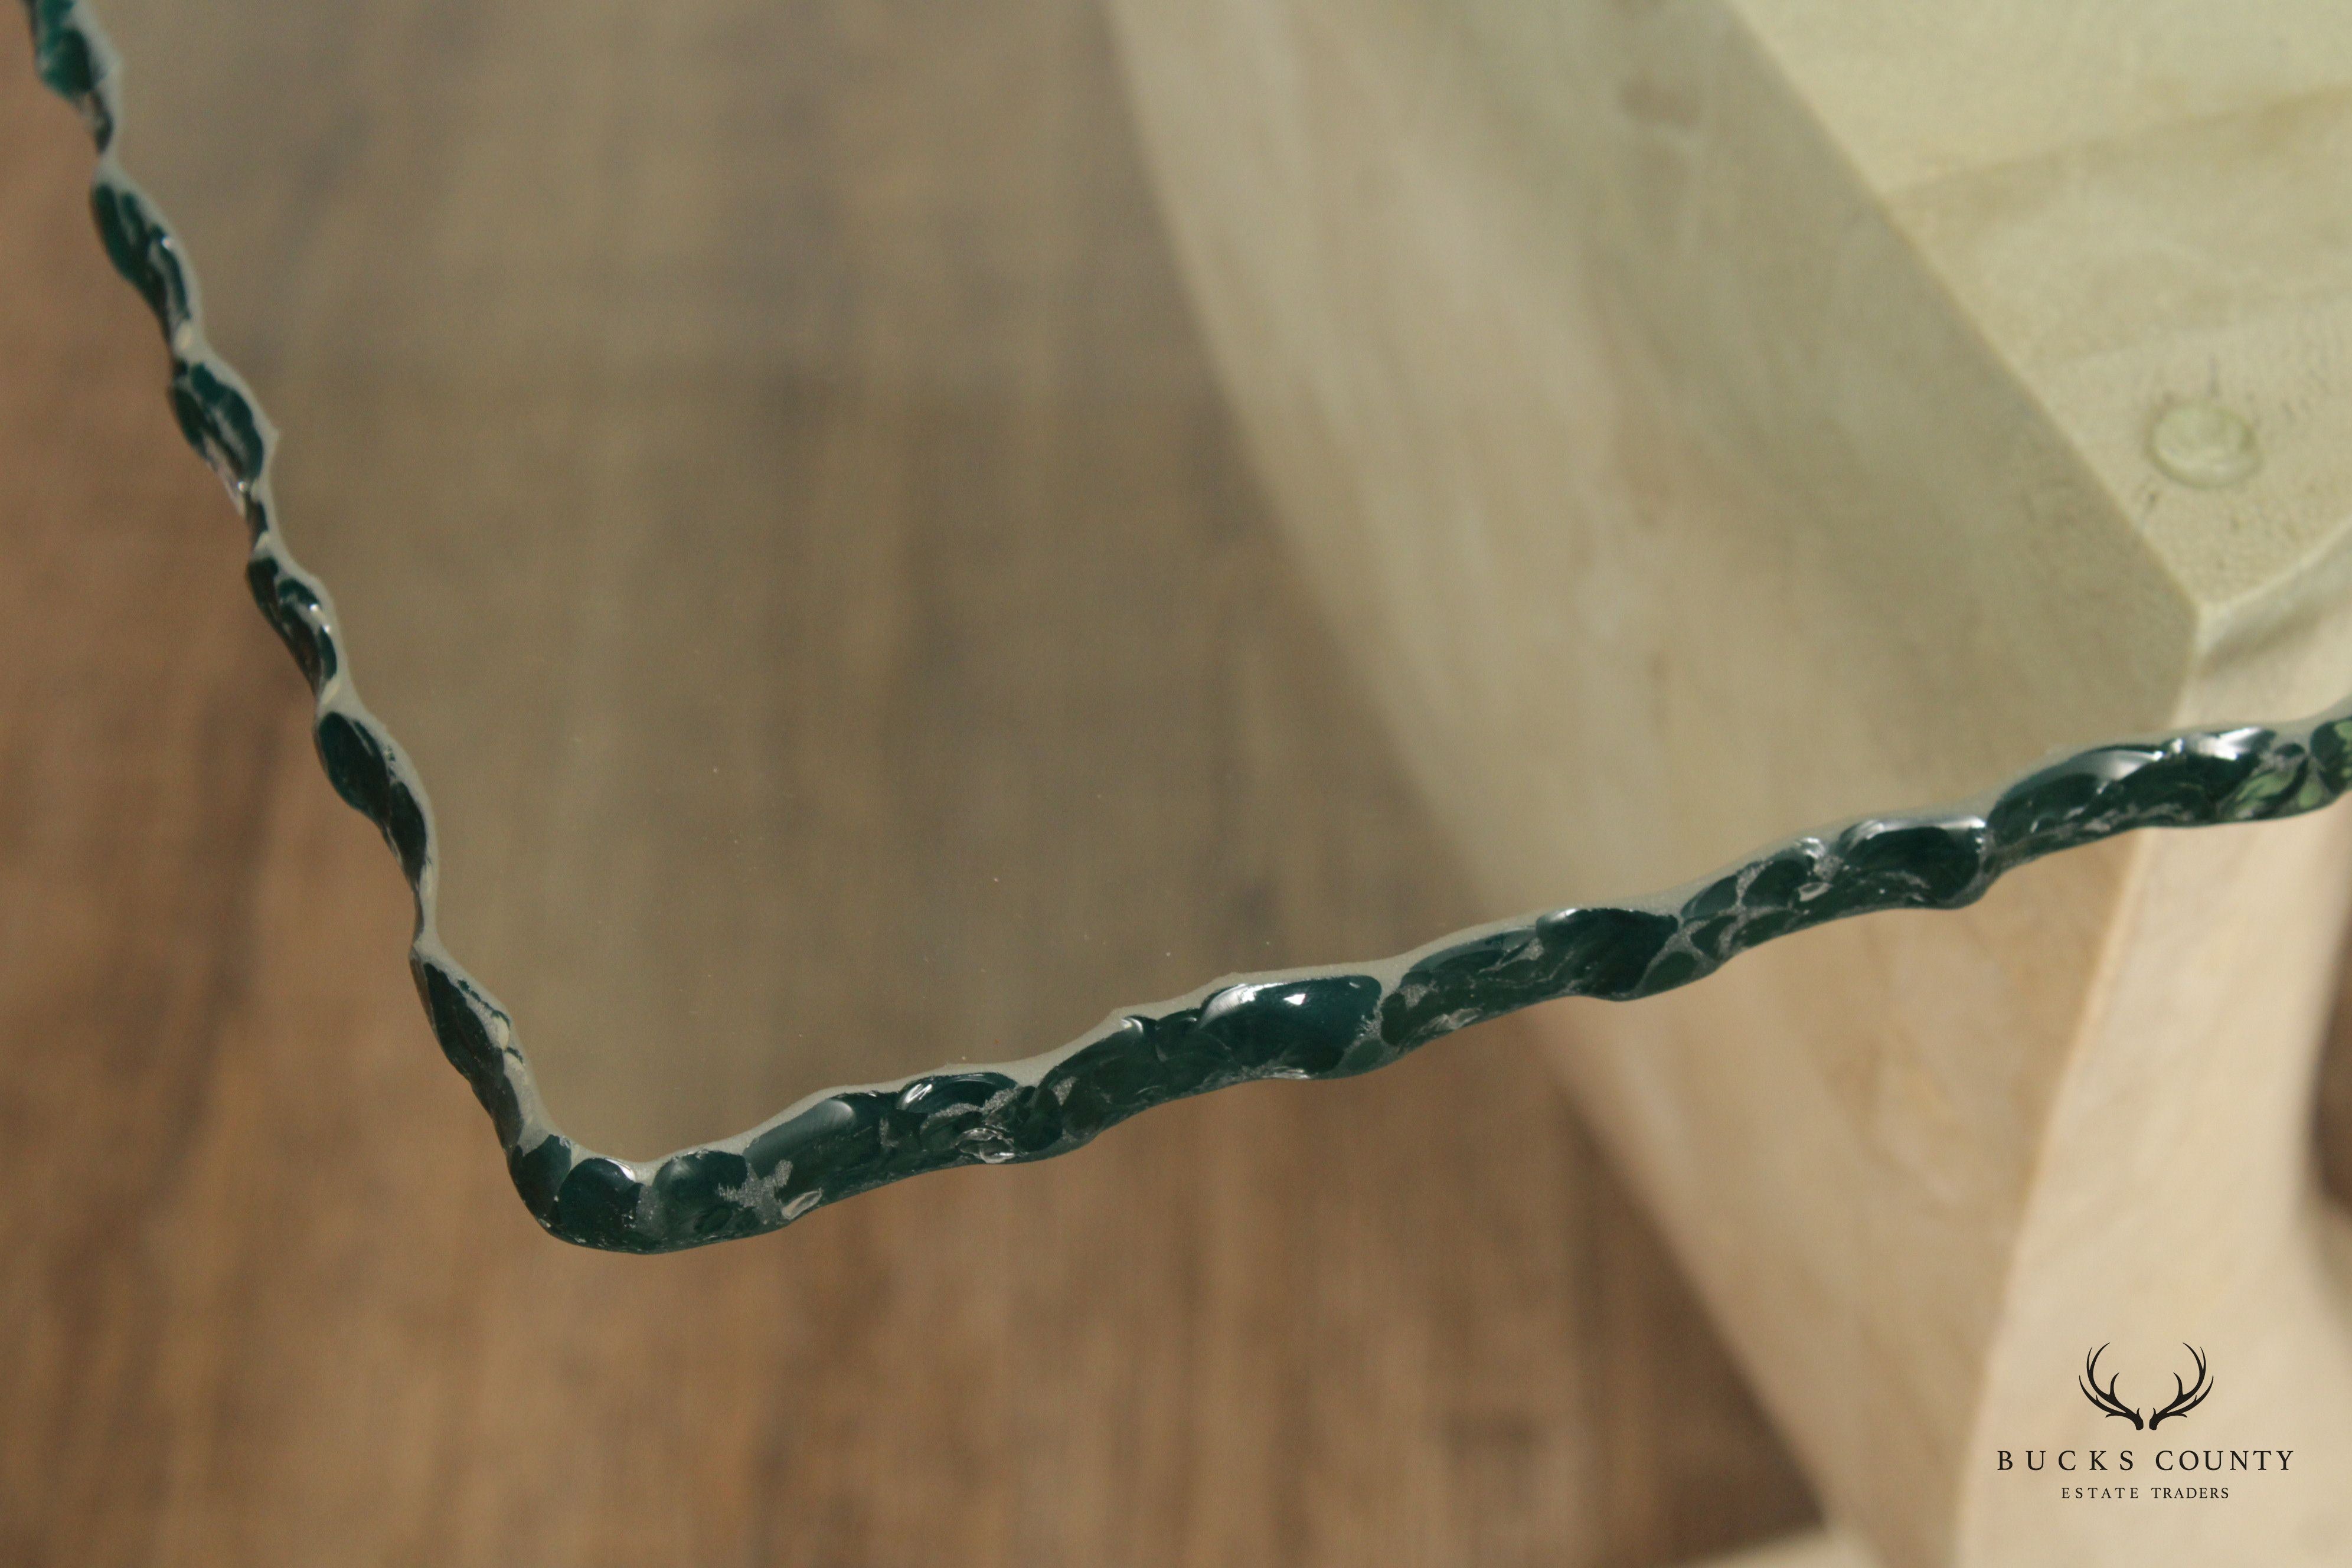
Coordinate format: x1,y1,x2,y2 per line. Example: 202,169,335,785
26,0,2352,1249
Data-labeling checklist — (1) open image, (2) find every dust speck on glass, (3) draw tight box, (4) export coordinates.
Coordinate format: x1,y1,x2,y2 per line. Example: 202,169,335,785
23,0,2352,1252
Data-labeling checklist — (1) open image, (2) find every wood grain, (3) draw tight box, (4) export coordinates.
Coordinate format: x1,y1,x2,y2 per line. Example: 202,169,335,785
0,15,1827,1567
87,0,1570,1158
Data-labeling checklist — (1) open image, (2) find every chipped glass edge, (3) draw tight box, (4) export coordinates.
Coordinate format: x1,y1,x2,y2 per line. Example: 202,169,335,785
27,0,2352,1252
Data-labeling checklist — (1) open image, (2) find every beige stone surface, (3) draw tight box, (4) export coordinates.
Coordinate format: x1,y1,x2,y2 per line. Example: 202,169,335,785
1108,3,2352,1563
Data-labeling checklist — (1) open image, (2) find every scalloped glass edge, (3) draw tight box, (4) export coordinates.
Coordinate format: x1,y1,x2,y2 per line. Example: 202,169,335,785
27,0,2352,1253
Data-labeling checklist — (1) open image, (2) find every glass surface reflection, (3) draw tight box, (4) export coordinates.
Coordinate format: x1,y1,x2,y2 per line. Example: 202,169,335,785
83,0,1479,1161
35,0,2352,1249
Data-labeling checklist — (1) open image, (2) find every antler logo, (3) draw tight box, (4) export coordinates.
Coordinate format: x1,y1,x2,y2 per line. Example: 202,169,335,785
2079,1344,2213,1430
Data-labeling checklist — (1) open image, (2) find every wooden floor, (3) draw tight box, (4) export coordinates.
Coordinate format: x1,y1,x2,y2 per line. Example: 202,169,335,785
0,18,1836,1567
85,0,1590,1158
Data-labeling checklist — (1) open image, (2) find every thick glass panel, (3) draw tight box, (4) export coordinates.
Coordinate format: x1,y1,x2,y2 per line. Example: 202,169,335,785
28,0,2352,1249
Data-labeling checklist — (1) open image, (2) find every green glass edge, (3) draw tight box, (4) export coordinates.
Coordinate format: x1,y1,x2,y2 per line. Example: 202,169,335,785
25,0,2352,1252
